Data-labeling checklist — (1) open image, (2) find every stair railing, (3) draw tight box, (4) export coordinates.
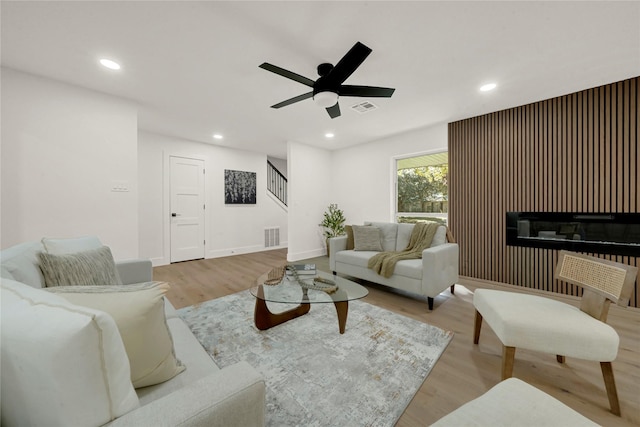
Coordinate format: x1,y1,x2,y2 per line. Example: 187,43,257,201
267,160,287,206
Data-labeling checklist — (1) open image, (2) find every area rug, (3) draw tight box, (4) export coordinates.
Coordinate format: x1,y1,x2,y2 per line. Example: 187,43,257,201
177,290,453,427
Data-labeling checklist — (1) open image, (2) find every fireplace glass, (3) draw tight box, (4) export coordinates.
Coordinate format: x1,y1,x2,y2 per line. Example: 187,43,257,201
506,212,640,257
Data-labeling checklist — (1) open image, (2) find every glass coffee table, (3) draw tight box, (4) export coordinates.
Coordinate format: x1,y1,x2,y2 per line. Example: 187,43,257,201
250,270,368,334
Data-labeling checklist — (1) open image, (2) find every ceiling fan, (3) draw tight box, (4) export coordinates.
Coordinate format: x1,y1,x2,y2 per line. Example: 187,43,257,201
259,41,395,119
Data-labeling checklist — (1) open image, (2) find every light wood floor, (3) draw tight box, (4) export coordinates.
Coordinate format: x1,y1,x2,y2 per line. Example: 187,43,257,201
154,249,640,426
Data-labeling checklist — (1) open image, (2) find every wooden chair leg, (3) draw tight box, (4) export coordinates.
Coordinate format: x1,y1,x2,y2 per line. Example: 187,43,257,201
502,346,516,380
473,310,483,344
556,355,565,363
601,362,621,416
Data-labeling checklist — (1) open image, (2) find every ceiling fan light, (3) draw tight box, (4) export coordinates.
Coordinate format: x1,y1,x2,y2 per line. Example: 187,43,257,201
314,91,339,108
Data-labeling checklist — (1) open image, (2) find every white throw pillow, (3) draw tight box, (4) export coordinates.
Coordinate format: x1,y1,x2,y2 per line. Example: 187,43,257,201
48,282,186,388
0,241,45,288
1,279,139,426
42,236,103,254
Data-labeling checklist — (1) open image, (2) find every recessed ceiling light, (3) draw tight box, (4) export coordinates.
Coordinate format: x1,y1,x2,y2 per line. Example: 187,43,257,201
99,58,121,70
325,133,335,138
213,134,223,140
480,83,497,92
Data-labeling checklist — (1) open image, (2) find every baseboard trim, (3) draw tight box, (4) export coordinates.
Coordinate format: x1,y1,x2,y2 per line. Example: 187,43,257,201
288,248,326,262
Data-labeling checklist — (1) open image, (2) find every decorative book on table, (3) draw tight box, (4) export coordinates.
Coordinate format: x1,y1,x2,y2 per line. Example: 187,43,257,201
286,264,316,276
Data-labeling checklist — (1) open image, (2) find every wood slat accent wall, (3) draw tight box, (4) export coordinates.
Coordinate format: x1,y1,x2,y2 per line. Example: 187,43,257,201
448,77,639,307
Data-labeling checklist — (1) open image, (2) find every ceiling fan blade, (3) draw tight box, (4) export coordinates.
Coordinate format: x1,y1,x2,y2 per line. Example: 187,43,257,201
259,63,315,87
271,91,313,109
339,85,395,98
325,42,372,86
326,102,341,119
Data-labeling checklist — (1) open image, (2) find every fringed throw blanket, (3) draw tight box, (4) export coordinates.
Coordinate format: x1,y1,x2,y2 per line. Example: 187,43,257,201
367,222,440,278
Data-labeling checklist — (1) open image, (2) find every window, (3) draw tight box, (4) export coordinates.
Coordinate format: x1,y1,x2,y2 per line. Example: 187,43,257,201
395,152,448,224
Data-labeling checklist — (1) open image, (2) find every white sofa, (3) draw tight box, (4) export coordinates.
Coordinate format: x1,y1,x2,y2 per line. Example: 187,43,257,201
1,239,265,427
329,222,459,310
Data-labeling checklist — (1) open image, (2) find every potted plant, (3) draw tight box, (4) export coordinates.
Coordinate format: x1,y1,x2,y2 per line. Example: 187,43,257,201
320,203,346,257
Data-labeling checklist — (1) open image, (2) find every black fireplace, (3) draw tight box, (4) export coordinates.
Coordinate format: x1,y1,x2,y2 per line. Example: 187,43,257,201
506,212,640,257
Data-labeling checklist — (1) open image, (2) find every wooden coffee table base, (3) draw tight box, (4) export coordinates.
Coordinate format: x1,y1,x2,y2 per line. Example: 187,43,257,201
253,285,349,334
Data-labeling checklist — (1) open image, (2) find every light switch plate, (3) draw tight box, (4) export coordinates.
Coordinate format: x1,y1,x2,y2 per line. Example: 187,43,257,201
111,181,130,192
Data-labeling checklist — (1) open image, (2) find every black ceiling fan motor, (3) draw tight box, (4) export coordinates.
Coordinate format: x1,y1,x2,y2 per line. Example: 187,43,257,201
259,42,395,119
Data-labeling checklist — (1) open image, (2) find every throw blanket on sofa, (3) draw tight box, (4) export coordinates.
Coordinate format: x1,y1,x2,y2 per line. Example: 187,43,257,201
367,222,440,278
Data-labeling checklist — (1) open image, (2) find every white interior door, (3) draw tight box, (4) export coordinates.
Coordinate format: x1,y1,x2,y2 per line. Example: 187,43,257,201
170,156,205,263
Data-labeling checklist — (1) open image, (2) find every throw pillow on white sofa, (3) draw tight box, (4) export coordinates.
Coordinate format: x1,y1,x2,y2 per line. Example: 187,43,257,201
47,282,186,388
39,246,123,287
41,235,103,254
1,279,140,427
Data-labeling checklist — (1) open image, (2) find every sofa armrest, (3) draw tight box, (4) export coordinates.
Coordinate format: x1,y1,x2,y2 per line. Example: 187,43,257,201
329,236,348,271
116,259,153,285
421,243,459,297
105,361,265,427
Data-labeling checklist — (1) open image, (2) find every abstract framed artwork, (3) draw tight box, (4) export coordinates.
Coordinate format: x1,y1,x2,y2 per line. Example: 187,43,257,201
224,169,256,204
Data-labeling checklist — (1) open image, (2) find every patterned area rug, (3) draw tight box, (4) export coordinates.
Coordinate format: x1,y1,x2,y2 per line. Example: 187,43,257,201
178,290,453,427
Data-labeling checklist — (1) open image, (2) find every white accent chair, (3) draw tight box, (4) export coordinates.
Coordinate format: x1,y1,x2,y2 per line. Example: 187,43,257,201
473,250,638,416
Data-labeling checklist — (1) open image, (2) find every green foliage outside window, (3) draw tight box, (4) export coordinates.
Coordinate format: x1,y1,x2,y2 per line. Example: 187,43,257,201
397,164,448,213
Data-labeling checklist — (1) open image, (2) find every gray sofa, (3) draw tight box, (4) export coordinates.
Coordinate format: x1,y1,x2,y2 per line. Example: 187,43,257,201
329,222,459,310
1,239,265,427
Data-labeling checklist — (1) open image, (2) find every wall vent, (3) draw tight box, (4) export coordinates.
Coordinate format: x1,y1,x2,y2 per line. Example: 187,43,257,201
351,101,378,113
264,227,280,248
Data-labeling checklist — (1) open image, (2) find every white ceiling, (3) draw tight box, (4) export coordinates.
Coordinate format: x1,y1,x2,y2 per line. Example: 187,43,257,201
2,1,639,159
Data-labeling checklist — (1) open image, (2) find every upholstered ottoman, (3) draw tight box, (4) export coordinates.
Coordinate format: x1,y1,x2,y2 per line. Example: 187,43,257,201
473,289,619,365
431,378,598,426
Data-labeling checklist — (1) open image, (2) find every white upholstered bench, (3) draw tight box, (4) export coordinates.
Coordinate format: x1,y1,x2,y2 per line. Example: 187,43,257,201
431,378,598,426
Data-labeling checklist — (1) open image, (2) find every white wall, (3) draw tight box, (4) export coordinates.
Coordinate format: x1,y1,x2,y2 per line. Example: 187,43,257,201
329,123,448,226
287,141,333,261
138,131,288,265
1,68,139,259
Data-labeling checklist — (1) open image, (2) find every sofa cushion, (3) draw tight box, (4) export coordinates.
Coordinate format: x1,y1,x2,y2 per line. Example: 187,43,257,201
0,241,45,288
397,223,447,250
39,246,123,287
42,235,103,254
1,279,140,426
48,282,186,388
336,250,423,280
396,223,415,251
352,225,383,251
392,259,424,280
335,249,380,268
365,222,399,251
431,226,447,247
136,318,220,405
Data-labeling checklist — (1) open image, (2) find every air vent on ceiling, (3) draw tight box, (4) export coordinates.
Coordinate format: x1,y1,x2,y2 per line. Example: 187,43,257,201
351,101,378,113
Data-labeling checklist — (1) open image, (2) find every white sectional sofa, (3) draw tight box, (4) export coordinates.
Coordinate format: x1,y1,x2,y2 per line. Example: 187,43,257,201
1,238,265,427
329,222,459,310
